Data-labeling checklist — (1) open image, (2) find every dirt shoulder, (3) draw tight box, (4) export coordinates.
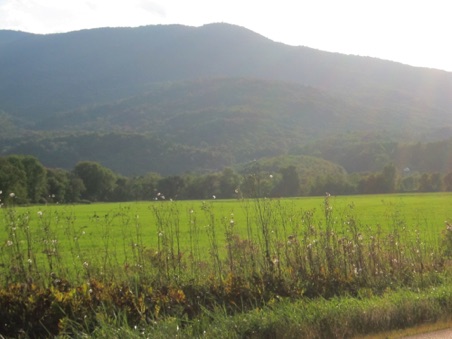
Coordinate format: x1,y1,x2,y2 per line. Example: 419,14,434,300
402,327,452,338
354,319,452,339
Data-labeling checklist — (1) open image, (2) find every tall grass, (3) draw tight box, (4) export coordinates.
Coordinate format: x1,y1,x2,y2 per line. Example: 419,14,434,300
0,194,452,337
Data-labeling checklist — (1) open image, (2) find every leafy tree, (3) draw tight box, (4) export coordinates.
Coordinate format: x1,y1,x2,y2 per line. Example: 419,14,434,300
46,168,69,203
65,173,86,202
3,155,47,203
379,164,397,193
157,175,185,200
357,164,397,194
219,168,241,198
399,175,418,192
443,172,452,191
418,173,430,192
310,174,354,196
0,157,28,203
430,173,442,192
134,172,161,200
183,174,220,200
22,156,47,202
272,165,300,197
184,170,239,199
73,161,116,201
357,173,377,194
110,176,133,202
418,172,442,192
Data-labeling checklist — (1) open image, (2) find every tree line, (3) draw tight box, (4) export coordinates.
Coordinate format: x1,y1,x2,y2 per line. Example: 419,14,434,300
1,155,452,205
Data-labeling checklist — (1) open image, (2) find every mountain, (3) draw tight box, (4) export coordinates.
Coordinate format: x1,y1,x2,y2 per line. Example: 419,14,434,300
34,77,450,147
1,23,451,175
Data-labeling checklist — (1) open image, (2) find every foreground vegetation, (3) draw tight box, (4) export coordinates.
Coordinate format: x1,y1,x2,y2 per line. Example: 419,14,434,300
1,193,452,337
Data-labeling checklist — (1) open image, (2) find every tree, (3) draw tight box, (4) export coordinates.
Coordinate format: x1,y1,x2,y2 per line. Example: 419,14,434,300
46,168,69,203
399,175,418,192
443,172,452,191
21,155,47,202
157,175,185,200
310,174,354,196
73,161,116,201
0,157,27,203
183,173,220,200
357,164,397,194
110,176,132,202
134,172,161,200
272,165,300,197
418,173,431,192
379,164,397,193
1,155,47,203
65,173,86,202
219,168,240,198
358,173,378,194
419,172,442,192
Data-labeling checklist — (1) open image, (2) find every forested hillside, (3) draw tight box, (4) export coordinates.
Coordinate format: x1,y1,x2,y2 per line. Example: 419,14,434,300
1,23,451,176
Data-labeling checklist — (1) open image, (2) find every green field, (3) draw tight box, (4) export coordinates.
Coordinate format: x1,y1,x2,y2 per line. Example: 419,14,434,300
2,192,451,282
2,193,452,337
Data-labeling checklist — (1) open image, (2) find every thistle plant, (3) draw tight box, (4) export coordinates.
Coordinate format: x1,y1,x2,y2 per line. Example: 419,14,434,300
442,221,452,258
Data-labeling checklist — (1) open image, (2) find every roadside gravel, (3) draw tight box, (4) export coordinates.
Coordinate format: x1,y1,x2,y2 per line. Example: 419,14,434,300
402,328,452,338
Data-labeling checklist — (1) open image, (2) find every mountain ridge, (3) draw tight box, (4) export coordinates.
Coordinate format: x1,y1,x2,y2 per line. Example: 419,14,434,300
1,23,451,175
1,23,451,119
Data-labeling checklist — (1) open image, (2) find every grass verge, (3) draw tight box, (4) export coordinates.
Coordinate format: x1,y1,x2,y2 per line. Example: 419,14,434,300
57,283,452,338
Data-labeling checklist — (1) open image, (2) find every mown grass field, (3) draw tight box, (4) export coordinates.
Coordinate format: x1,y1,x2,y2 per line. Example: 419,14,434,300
1,193,452,338
5,192,450,255
1,192,451,284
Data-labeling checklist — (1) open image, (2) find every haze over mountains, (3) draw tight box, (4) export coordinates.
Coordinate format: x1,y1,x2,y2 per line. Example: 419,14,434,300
1,23,451,175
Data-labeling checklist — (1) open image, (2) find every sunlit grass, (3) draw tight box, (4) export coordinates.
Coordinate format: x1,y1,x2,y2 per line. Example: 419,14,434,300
2,193,451,282
1,192,452,337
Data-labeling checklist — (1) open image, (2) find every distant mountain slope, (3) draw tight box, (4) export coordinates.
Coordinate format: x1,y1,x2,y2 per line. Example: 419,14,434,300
35,78,448,144
1,23,452,175
0,30,33,46
1,23,451,121
1,133,233,175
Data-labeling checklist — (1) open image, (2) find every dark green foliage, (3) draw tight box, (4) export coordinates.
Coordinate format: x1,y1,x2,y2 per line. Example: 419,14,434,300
46,168,86,203
0,157,28,202
46,168,69,202
219,168,241,198
272,165,300,197
157,176,186,200
21,156,47,203
358,164,397,194
443,172,452,191
419,172,443,192
127,172,161,201
0,155,46,203
238,155,350,196
182,169,240,200
4,152,452,204
1,132,233,176
73,161,116,202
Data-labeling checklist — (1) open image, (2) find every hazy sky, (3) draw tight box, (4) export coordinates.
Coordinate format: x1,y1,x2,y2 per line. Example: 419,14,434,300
0,0,451,72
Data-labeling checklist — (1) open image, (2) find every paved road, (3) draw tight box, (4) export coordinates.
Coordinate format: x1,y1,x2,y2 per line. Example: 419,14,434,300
403,328,452,338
